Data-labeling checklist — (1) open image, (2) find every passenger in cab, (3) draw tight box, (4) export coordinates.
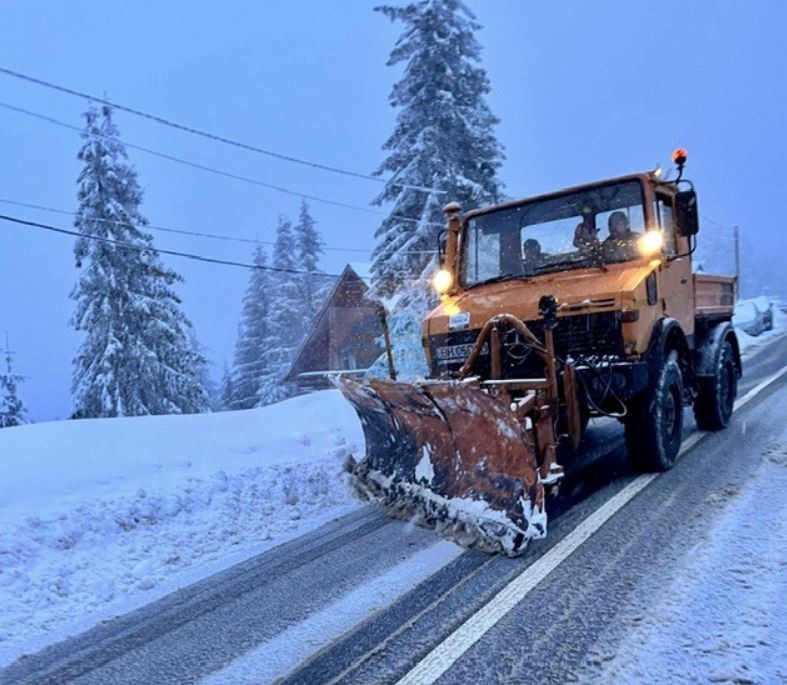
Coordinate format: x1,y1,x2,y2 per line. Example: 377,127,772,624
573,216,598,249
522,238,544,275
603,211,640,260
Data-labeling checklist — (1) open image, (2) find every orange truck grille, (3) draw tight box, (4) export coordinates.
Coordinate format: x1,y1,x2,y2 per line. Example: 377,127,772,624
429,311,624,379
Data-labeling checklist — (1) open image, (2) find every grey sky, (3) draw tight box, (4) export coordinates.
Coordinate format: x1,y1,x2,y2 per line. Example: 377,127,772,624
1,1,785,420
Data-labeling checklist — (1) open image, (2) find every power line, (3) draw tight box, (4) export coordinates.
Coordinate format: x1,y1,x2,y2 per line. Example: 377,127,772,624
699,215,738,243
0,213,341,278
0,101,388,220
0,197,437,255
0,197,371,253
0,101,444,229
0,65,445,195
701,214,735,231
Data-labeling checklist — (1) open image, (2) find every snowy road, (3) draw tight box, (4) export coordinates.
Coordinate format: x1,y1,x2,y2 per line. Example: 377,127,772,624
2,334,787,685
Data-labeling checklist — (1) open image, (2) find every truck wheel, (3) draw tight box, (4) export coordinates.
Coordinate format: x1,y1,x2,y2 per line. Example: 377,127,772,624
694,340,737,430
625,353,684,471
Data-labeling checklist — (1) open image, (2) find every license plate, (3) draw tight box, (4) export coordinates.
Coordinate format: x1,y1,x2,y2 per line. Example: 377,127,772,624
435,342,489,362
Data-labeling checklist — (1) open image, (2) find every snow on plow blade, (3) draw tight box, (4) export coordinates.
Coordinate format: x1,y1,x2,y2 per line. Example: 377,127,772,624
335,377,546,556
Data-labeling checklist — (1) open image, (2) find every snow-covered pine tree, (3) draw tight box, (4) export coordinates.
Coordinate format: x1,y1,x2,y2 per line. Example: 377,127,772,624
258,217,302,405
219,361,234,411
369,0,504,377
70,104,208,418
230,244,272,410
370,0,504,299
194,342,220,411
293,200,329,325
0,334,28,428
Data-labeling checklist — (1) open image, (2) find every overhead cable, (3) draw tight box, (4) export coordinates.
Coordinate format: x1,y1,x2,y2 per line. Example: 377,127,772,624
0,197,370,253
0,197,437,254
0,101,444,229
0,65,445,195
0,213,341,278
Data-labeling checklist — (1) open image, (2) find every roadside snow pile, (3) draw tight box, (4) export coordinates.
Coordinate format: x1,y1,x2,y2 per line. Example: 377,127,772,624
733,295,787,354
0,390,363,665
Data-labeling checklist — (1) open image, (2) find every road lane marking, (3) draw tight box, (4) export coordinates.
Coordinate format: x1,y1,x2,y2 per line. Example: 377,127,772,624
395,476,657,685
396,362,787,685
734,363,787,410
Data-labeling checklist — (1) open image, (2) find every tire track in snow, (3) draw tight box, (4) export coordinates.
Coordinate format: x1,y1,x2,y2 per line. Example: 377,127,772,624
200,541,465,684
586,441,787,684
1,507,391,685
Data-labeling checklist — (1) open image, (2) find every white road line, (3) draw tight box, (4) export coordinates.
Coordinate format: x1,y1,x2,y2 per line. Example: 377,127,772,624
396,362,787,685
734,363,787,410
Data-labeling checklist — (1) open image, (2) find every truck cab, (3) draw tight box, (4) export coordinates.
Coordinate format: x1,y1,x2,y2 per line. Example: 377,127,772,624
423,161,741,470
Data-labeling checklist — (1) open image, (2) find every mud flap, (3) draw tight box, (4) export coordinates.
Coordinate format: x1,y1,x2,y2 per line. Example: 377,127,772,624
335,377,546,556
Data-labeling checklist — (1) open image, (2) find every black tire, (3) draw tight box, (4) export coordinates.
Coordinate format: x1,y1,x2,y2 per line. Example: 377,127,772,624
625,353,684,471
694,340,737,430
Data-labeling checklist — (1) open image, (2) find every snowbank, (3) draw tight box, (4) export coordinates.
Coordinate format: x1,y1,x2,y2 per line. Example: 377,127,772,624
0,390,363,665
734,296,787,355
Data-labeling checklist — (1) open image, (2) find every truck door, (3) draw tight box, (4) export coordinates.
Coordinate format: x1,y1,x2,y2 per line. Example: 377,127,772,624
656,192,695,338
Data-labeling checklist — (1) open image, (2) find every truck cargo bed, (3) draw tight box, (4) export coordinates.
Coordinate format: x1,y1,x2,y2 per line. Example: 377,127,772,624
695,273,736,319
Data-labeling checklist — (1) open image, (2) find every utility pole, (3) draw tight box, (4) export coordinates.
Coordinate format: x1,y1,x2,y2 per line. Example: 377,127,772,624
3,331,11,375
734,225,740,301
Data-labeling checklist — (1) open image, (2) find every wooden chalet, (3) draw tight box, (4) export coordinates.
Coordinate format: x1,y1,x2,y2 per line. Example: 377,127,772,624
287,264,385,389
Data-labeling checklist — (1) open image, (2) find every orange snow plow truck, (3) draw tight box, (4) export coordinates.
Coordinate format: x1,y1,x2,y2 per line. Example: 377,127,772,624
337,150,740,556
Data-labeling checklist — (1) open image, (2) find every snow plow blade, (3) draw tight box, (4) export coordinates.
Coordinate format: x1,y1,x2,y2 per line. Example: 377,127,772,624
335,377,546,556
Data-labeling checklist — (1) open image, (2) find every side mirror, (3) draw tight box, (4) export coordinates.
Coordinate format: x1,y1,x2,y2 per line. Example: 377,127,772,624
436,228,447,265
674,190,699,237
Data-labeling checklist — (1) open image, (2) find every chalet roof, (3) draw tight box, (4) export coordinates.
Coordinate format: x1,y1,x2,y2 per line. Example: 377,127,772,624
286,264,379,382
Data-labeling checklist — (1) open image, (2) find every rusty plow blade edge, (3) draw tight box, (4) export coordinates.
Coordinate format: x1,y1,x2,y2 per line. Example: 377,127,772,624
335,377,547,556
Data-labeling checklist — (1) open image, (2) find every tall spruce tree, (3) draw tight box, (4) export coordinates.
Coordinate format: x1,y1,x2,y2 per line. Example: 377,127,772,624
0,334,28,428
219,360,234,410
293,200,328,325
369,0,504,377
258,217,301,405
70,105,207,417
370,0,504,299
193,339,220,411
230,244,272,409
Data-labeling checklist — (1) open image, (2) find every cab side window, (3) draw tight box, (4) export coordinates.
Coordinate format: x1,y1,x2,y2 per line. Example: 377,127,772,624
656,195,677,256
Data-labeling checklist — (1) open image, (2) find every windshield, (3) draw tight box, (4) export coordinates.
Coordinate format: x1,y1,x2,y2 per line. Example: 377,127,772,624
462,180,647,286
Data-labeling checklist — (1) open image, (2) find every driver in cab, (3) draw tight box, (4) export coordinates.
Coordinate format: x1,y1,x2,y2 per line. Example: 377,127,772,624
602,211,640,260
573,214,598,249
521,238,543,275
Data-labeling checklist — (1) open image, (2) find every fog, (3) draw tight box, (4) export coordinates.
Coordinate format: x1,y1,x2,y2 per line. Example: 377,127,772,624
1,0,785,420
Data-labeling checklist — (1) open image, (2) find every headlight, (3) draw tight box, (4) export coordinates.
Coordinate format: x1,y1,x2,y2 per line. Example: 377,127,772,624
432,268,454,294
638,230,664,256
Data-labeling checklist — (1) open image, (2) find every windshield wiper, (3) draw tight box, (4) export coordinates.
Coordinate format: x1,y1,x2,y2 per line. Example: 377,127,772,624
531,258,583,274
532,250,606,275
466,273,527,289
